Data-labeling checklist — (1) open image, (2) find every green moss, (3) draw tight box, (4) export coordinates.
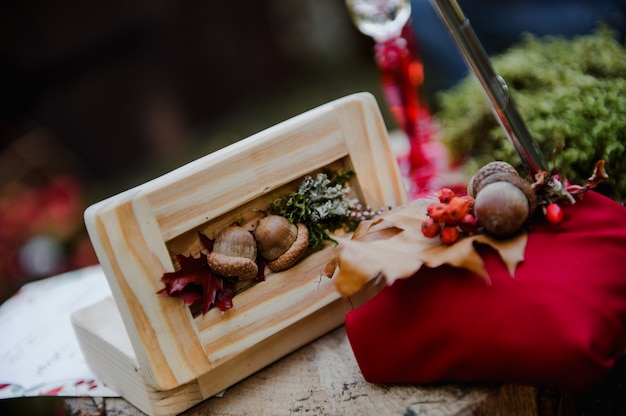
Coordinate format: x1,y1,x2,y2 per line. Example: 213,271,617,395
268,170,363,250
436,26,626,202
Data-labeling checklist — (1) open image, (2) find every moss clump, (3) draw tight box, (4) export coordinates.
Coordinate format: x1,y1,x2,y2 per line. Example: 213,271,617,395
436,26,626,202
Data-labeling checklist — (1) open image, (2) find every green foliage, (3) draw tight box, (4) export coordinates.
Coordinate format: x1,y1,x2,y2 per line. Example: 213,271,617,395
268,170,362,249
436,26,626,202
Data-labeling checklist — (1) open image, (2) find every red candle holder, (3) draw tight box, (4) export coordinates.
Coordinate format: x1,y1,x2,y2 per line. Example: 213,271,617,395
345,0,450,198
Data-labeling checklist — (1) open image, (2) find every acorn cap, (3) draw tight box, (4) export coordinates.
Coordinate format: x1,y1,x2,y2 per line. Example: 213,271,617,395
267,223,309,272
468,161,519,198
207,252,258,280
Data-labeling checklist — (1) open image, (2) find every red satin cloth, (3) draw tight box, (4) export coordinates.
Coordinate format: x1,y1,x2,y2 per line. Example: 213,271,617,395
345,191,626,391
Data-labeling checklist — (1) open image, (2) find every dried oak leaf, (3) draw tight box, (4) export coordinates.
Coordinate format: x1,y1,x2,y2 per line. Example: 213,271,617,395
332,198,527,297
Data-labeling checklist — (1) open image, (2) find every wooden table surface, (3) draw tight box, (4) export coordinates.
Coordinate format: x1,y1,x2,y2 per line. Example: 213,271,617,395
64,325,626,416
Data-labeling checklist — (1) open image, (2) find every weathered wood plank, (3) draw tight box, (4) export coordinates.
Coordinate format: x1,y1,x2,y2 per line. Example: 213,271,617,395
65,327,626,416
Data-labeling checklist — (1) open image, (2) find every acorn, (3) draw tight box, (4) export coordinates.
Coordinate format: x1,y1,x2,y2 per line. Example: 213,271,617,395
468,161,536,237
254,215,309,272
207,225,258,279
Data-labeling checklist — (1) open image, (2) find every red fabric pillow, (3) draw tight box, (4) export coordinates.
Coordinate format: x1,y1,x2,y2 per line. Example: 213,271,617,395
345,191,626,391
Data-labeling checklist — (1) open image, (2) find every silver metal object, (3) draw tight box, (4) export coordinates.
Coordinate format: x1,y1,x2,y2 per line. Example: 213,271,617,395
429,0,548,177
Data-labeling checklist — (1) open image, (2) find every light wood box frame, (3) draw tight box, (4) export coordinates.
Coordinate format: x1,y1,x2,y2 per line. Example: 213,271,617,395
71,93,408,416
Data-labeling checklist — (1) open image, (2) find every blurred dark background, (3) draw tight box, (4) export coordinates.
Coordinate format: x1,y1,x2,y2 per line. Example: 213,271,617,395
0,0,380,193
0,0,384,305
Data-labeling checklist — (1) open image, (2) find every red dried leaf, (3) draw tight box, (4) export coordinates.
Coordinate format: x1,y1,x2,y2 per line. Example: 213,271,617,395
159,253,229,314
159,233,270,313
177,289,203,307
215,279,236,311
161,253,208,291
201,267,223,314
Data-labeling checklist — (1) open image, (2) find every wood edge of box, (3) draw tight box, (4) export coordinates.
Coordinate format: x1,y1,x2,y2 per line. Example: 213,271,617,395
78,91,408,395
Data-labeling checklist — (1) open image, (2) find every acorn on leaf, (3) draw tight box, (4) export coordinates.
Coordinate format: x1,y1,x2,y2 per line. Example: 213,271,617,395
468,161,537,237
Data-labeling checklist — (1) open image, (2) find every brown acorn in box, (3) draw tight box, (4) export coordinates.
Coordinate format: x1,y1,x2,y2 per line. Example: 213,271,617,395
254,215,309,272
207,225,259,279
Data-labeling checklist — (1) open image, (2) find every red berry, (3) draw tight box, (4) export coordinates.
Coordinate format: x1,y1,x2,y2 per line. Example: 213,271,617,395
427,202,449,222
437,188,456,203
445,196,471,224
421,217,442,238
459,213,478,233
440,226,460,244
545,203,564,224
459,195,475,210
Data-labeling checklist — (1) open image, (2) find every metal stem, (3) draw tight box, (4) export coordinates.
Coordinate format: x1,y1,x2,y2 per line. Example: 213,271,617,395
429,0,548,177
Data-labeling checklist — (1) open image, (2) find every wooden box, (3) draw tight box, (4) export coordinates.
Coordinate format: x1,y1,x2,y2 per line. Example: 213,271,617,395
71,93,408,416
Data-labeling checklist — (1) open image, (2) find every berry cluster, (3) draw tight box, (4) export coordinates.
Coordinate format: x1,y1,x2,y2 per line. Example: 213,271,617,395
421,188,478,244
